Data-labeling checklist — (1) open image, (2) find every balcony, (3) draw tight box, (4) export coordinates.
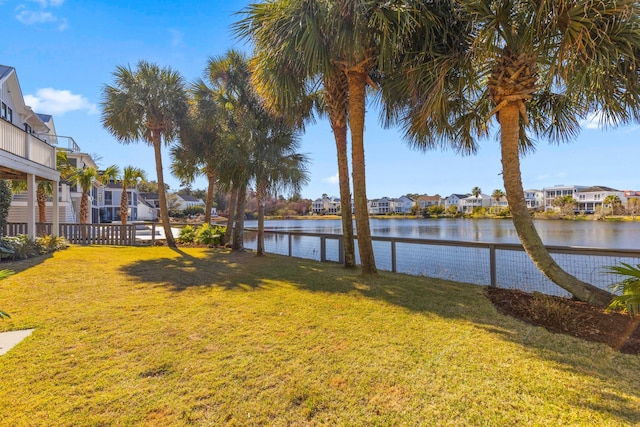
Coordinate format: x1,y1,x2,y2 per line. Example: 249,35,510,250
0,118,58,180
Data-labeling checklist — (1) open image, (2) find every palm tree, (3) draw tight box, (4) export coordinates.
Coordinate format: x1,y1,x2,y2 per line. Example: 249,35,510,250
118,166,146,224
491,189,506,214
385,0,640,306
234,2,357,268
252,119,310,256
67,165,119,224
472,187,482,199
236,0,430,275
101,61,188,248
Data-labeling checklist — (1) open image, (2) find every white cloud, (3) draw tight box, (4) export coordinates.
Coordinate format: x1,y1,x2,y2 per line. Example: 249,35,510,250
579,112,604,130
15,1,67,30
323,171,339,185
24,88,98,116
16,8,56,24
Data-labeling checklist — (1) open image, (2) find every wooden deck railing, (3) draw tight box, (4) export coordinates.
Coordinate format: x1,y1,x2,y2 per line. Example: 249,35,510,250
5,223,136,246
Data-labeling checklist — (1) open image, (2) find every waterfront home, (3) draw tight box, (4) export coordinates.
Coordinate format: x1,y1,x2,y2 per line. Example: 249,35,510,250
1,65,60,236
175,193,205,211
416,195,442,211
100,181,141,222
543,184,588,211
575,186,625,213
525,189,544,209
444,194,470,212
312,196,341,215
391,195,415,214
461,193,492,213
368,197,391,214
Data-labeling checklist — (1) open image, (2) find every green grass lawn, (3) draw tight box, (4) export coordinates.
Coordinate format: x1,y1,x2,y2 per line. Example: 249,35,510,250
1,245,639,426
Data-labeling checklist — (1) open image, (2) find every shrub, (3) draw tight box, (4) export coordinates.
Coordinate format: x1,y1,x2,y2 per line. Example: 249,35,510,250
196,223,225,246
606,263,640,316
0,234,67,260
183,206,205,216
37,235,69,253
177,225,197,244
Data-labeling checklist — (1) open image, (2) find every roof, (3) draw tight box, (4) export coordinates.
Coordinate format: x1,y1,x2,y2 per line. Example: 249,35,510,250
0,65,14,83
36,113,53,123
177,194,202,202
580,186,620,192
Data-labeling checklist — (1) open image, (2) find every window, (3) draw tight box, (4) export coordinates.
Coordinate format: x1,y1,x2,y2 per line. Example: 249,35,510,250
24,123,32,134
1,102,6,119
7,107,12,123
104,191,112,205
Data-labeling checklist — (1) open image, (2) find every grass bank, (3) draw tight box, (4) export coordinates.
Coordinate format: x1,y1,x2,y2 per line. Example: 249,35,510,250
1,246,639,426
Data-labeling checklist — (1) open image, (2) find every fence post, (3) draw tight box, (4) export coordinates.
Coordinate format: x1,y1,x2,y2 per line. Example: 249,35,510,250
320,236,326,262
489,244,497,287
391,239,397,273
288,233,292,257
338,237,344,264
151,223,156,245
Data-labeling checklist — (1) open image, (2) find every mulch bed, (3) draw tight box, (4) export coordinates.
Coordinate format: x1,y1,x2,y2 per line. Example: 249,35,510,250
486,287,640,354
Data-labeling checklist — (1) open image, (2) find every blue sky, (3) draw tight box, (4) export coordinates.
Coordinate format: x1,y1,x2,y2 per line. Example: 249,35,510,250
2,0,638,200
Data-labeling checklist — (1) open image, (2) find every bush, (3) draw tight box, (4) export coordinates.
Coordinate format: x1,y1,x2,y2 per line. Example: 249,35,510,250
0,234,68,261
183,206,205,216
177,225,197,244
606,263,640,316
196,224,225,246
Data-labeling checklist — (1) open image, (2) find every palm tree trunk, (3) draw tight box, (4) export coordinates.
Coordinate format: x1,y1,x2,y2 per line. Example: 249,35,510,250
80,189,89,224
231,183,247,251
500,103,611,306
120,185,129,224
204,169,216,224
152,136,176,248
325,74,356,268
347,68,377,275
37,186,47,223
224,187,237,245
256,180,266,256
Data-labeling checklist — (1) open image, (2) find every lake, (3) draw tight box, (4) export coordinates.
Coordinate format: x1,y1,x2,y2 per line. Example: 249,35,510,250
244,217,640,250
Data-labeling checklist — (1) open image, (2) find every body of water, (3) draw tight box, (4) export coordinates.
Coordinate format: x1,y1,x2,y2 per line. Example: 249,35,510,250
245,217,640,250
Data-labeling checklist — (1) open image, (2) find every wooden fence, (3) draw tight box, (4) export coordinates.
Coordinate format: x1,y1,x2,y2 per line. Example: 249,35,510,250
5,223,137,246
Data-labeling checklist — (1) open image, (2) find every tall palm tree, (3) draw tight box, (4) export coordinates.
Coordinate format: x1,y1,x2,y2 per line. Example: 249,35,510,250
101,61,188,248
472,187,482,199
236,0,430,274
67,165,118,224
118,166,146,224
384,0,640,305
234,2,357,268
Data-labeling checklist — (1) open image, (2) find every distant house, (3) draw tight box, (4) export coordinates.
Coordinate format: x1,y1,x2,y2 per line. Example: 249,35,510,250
368,197,391,214
524,189,544,209
312,196,343,214
391,195,415,214
101,181,140,222
575,186,625,213
543,185,588,211
444,194,469,212
416,195,442,210
175,194,205,211
460,193,492,213
137,196,158,221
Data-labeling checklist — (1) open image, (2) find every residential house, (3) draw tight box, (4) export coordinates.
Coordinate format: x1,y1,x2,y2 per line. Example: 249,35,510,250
524,189,544,210
175,193,205,211
390,195,415,214
312,196,343,215
543,185,588,211
575,186,625,213
1,65,60,236
461,193,492,213
368,197,391,214
416,195,442,211
444,194,469,213
100,181,140,222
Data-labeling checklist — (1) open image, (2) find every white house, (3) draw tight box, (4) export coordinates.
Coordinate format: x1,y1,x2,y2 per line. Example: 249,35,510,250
575,186,626,213
524,189,544,210
391,195,415,214
460,193,492,213
100,182,141,222
444,194,469,213
368,197,391,214
416,195,442,210
312,196,342,214
543,185,588,211
1,65,60,236
175,194,205,211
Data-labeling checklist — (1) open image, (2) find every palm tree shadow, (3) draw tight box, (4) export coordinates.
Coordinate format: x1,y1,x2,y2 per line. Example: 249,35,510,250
121,249,265,291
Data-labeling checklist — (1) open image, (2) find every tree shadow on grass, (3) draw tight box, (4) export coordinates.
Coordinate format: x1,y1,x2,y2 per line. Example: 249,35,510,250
120,248,269,291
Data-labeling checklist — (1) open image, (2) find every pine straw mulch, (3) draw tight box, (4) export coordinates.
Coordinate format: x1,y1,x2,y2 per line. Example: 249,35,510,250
486,287,640,355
